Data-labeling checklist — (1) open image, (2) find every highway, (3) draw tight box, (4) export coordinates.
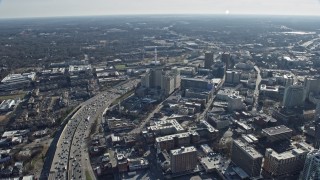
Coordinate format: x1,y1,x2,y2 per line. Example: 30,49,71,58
47,79,140,180
253,65,261,112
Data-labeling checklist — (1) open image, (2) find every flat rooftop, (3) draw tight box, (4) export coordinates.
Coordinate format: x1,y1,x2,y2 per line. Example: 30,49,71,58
150,119,184,132
181,77,211,82
170,146,197,155
262,125,293,136
155,132,194,143
233,139,263,159
200,155,229,172
266,146,310,160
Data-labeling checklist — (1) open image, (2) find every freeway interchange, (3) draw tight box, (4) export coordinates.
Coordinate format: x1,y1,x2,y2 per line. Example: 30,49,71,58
47,79,140,180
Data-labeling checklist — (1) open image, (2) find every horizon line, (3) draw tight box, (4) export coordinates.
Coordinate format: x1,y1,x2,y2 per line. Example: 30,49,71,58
1,13,320,20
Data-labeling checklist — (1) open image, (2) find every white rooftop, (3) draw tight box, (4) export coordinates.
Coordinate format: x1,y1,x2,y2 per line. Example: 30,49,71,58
170,146,197,155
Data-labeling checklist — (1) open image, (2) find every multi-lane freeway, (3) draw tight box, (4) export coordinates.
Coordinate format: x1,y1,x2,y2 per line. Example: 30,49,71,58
46,79,140,180
253,66,261,112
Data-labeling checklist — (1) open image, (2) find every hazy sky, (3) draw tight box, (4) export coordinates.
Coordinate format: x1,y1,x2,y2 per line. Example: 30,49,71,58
1,0,320,18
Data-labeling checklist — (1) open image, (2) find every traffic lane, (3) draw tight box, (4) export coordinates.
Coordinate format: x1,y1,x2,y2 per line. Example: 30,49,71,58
50,80,140,178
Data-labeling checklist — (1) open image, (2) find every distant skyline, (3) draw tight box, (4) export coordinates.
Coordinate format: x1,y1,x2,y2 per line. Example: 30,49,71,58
1,0,320,19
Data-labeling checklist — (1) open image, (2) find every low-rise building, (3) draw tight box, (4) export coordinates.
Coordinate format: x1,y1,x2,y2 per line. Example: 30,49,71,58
181,77,214,91
0,72,36,91
128,158,149,171
208,116,231,129
0,99,16,112
196,120,219,140
260,84,280,99
148,119,184,136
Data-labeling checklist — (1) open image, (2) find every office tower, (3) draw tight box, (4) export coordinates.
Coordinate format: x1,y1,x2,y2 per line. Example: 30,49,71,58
162,75,175,96
141,68,180,97
284,75,294,87
225,71,233,84
231,139,263,177
221,52,231,68
172,68,181,89
212,61,225,78
300,149,320,180
162,69,181,96
225,70,241,84
304,76,320,100
150,68,163,88
141,72,150,88
204,52,214,69
314,115,320,149
282,84,305,108
233,71,241,84
170,146,197,173
227,94,245,111
315,103,320,119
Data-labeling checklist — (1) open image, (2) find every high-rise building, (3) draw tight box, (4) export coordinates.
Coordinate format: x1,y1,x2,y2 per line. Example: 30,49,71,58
314,116,320,149
162,75,175,96
300,149,320,180
170,146,197,173
204,52,214,69
141,73,150,88
304,76,320,100
225,70,241,84
231,139,263,177
314,103,320,149
141,68,180,96
173,69,181,89
221,52,231,68
141,68,163,89
316,103,320,118
225,71,233,84
212,61,225,78
283,84,305,108
150,68,163,88
162,69,181,96
284,75,294,87
262,142,312,178
227,94,245,111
